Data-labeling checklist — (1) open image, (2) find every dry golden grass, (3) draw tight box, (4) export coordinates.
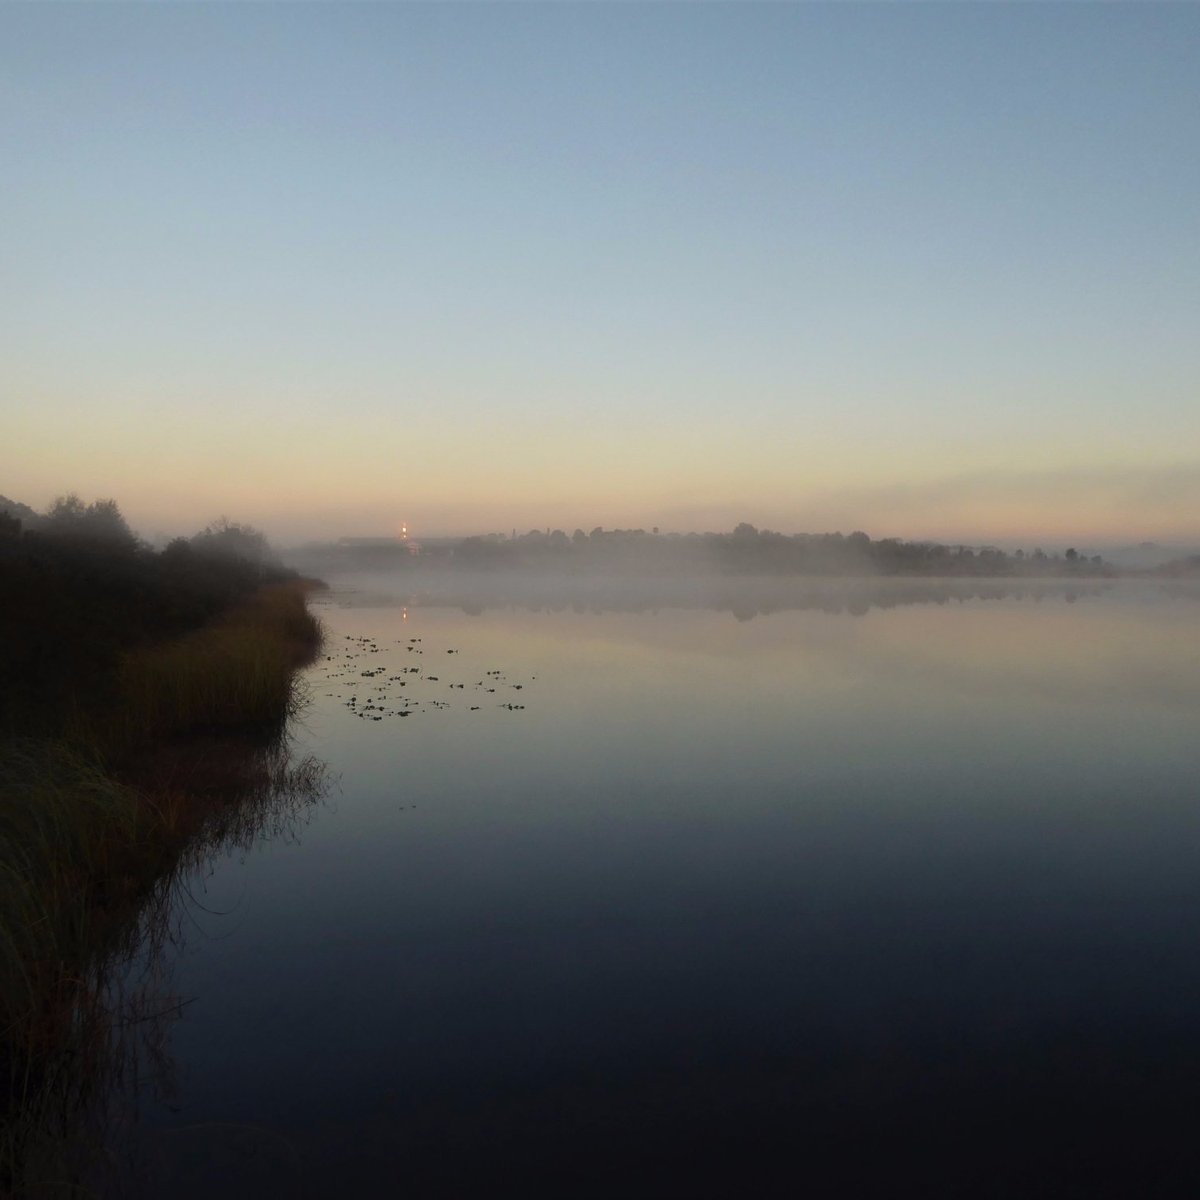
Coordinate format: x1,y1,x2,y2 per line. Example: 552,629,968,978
89,581,323,749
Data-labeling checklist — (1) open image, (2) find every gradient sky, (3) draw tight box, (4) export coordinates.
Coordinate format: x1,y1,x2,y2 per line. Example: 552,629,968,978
3,3,1198,545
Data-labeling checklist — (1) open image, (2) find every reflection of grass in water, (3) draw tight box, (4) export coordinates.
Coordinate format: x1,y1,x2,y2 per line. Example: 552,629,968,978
1,737,329,1197
0,582,327,1194
0,746,139,1060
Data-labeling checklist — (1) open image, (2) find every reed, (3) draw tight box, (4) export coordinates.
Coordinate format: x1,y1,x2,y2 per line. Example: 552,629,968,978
84,581,323,752
0,736,329,1195
0,744,144,1116
0,580,325,1190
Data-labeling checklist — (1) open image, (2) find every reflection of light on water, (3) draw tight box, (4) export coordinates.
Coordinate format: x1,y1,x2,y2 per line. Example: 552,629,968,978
397,523,421,555
402,607,407,623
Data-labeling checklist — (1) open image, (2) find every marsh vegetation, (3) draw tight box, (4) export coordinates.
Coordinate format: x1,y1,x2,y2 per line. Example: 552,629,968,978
0,498,325,1193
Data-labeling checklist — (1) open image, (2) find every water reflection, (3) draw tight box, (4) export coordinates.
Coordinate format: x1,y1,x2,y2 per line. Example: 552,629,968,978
323,570,1133,620
13,741,330,1200
314,575,1200,716
113,583,1200,1196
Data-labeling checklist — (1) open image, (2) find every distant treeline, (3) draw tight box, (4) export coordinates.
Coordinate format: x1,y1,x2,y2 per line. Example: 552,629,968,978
459,524,1116,576
292,522,1118,578
1156,554,1200,578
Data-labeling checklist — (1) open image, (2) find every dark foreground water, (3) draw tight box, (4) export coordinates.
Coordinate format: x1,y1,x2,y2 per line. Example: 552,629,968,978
105,578,1200,1197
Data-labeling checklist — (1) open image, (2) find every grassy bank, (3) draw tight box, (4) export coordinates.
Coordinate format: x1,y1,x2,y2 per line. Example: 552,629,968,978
107,581,321,750
0,577,324,1193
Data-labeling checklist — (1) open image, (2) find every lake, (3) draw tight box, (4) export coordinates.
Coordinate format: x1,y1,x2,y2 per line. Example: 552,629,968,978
102,577,1200,1196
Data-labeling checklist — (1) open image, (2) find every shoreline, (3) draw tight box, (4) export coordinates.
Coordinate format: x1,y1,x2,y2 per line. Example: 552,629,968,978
0,579,325,1193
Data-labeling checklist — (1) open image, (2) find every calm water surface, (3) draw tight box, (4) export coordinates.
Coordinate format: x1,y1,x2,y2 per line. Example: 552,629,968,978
114,579,1200,1196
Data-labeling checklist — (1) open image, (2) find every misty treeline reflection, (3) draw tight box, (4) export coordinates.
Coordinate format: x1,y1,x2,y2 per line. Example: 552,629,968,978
319,573,1141,620
8,739,329,1198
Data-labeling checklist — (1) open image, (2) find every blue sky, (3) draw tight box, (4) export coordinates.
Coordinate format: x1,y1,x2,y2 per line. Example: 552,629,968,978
3,3,1198,543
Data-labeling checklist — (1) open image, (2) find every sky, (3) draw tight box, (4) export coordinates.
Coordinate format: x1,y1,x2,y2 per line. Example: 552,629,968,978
3,3,1198,546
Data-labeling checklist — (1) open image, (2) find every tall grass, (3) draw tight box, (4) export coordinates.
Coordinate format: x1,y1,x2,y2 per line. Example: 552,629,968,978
103,582,322,750
0,745,139,1045
0,737,329,1196
0,742,154,1191
0,580,325,1192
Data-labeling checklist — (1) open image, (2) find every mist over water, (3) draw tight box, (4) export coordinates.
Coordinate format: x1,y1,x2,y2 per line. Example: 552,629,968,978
97,576,1200,1197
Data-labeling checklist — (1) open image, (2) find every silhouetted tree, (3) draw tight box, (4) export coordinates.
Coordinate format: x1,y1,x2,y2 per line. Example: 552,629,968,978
190,517,272,566
44,494,137,548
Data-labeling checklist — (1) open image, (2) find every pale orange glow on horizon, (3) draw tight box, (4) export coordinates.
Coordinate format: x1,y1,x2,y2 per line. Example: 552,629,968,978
6,455,1200,549
5,5,1199,557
